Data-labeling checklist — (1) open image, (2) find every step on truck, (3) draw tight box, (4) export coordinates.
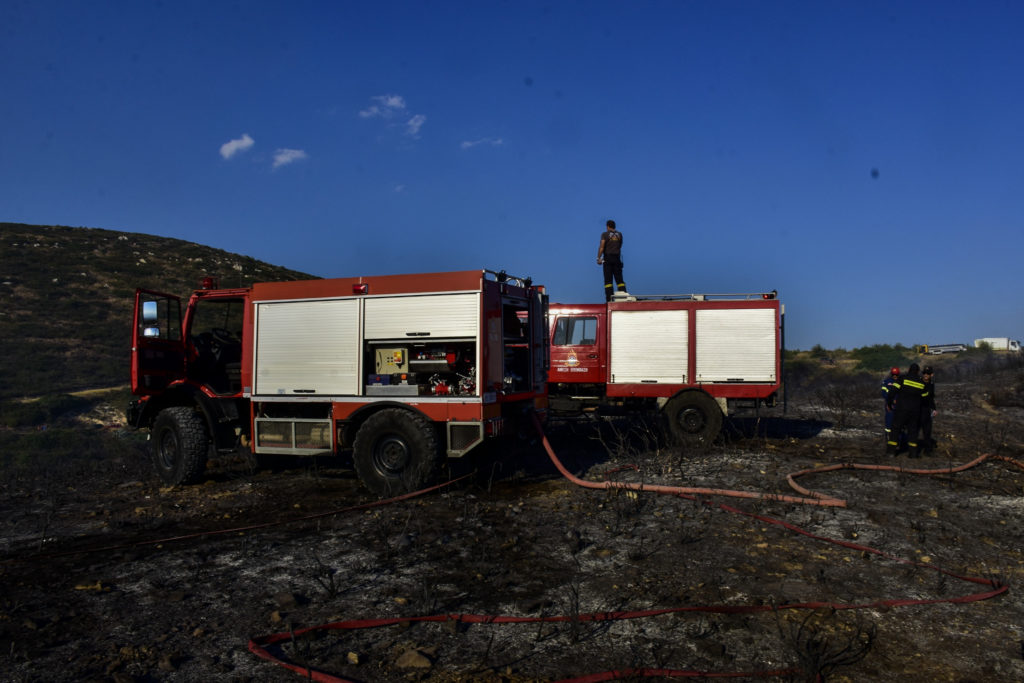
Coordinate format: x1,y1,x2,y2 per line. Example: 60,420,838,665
128,270,549,495
547,291,783,444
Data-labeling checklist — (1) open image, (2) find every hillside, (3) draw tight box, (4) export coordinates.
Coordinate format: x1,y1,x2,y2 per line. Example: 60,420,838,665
0,222,315,400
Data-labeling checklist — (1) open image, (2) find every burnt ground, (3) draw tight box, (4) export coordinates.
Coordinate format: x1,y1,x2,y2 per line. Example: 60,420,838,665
3,364,1024,682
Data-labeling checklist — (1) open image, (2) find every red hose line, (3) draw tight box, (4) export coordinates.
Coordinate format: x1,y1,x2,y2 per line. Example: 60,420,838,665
534,412,1024,509
249,576,1005,682
530,411,847,507
556,668,799,682
248,611,805,681
787,453,1024,501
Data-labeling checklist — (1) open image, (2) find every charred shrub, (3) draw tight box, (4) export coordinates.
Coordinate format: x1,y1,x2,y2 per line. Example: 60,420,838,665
777,608,876,682
783,355,824,393
987,373,1024,408
810,373,875,430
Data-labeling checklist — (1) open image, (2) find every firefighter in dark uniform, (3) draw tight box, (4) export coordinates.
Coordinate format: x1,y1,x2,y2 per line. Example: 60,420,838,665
887,363,926,457
920,365,937,454
881,366,900,444
597,219,626,302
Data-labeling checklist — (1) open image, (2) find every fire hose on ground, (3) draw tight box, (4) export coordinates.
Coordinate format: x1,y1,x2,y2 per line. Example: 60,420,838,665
247,411,1022,682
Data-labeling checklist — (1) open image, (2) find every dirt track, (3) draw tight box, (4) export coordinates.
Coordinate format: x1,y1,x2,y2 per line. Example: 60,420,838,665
2,364,1024,682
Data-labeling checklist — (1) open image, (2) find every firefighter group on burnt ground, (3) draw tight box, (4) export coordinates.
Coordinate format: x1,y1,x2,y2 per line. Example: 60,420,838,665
883,363,937,458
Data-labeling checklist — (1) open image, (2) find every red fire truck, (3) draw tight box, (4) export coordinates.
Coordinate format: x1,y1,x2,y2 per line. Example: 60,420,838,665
128,270,548,494
547,292,783,444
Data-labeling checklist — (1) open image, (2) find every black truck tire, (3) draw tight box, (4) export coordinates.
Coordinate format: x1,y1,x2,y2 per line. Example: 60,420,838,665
352,408,441,496
664,392,723,448
151,407,209,486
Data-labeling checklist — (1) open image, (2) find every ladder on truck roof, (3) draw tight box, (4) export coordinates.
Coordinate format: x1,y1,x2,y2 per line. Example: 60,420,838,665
610,290,778,302
483,269,535,288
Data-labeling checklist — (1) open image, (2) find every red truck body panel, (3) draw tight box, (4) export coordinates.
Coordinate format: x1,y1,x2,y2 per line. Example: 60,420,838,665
131,269,548,470
549,294,782,404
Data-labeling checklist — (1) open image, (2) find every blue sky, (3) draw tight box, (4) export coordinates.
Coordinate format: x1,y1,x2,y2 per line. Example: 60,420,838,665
2,1,1022,350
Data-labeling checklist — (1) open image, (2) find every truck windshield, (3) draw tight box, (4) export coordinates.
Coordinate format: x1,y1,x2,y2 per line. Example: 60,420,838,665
190,298,244,340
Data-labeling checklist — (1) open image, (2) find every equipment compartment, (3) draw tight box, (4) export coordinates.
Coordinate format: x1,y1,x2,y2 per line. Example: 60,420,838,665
364,341,477,397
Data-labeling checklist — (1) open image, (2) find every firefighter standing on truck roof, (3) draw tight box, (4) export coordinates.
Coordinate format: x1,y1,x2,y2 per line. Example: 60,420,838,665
597,219,626,302
881,366,900,444
887,363,926,458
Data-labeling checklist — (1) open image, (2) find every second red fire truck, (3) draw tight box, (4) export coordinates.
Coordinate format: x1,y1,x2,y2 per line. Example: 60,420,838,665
547,292,784,444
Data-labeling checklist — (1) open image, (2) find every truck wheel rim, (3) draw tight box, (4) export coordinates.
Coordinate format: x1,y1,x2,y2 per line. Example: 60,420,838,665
678,407,706,433
157,430,178,469
373,436,410,475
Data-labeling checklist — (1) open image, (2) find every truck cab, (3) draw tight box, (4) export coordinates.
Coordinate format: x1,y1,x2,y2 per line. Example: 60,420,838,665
131,283,249,399
549,304,606,386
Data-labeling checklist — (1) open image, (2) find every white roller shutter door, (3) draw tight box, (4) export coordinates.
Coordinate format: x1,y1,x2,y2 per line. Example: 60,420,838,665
364,293,479,339
609,309,688,384
696,308,776,382
254,299,359,395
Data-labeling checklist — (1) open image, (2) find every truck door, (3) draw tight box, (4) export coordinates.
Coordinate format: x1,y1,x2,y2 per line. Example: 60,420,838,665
132,288,184,395
550,313,602,383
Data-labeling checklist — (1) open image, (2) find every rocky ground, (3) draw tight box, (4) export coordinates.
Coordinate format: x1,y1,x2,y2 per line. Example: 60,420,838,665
2,361,1024,682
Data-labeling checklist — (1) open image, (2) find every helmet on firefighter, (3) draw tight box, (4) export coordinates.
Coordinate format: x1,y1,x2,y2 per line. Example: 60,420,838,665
922,366,933,375
890,367,900,376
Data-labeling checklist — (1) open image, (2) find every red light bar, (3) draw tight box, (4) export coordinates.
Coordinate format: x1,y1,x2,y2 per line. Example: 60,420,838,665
352,283,369,294
762,290,777,300
201,276,219,290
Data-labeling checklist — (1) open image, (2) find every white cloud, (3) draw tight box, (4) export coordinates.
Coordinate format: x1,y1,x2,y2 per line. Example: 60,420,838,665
359,94,407,118
272,148,308,168
405,114,426,137
360,94,426,140
220,133,254,159
460,137,504,149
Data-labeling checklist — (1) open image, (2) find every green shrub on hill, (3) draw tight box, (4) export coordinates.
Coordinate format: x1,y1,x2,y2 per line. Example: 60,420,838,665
849,344,914,372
